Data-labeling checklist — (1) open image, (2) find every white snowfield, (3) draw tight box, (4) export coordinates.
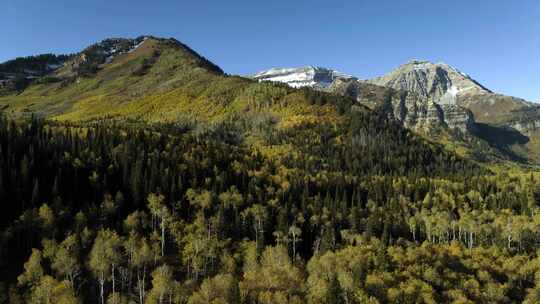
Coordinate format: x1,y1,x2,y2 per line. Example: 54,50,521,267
252,66,354,88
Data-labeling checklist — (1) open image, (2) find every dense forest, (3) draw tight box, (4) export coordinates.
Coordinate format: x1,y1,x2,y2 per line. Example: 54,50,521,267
0,106,539,304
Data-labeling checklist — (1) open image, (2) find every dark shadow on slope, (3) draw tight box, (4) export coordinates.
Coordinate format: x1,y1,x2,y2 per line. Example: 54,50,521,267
472,123,530,162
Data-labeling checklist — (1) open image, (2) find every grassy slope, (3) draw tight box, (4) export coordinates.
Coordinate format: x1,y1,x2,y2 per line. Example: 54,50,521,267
0,39,342,125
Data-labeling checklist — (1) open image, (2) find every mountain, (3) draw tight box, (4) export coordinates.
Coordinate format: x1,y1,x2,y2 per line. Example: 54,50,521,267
3,36,540,304
367,60,540,130
253,65,477,133
1,37,538,163
329,77,476,133
0,37,409,153
252,66,354,88
251,62,540,163
56,36,223,79
0,36,491,166
366,59,540,162
359,60,498,132
0,36,231,121
367,60,491,102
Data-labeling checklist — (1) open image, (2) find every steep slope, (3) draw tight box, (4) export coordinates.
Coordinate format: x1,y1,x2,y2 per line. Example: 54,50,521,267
1,37,535,164
363,60,494,131
367,60,540,129
459,93,537,127
0,54,69,95
367,60,491,101
0,37,390,147
368,60,540,163
252,66,476,133
55,36,223,79
252,66,353,88
250,62,540,164
329,78,475,133
0,36,230,121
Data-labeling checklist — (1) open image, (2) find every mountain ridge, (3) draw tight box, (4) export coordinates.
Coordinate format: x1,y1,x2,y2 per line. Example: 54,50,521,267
365,60,539,121
254,61,540,163
0,36,224,95
368,59,492,98
1,36,540,164
252,66,354,88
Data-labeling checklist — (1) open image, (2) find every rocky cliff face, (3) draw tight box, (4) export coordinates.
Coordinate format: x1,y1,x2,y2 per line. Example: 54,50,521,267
387,91,475,132
367,60,540,132
330,78,475,132
56,37,152,78
367,60,491,101
252,66,353,89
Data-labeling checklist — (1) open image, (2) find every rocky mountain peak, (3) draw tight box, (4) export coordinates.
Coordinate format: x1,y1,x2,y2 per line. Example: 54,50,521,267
368,60,491,103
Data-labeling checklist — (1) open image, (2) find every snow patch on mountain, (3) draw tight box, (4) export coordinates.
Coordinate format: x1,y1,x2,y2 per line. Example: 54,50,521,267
367,60,491,102
46,63,63,71
128,37,149,54
88,36,150,64
448,85,459,97
252,66,355,88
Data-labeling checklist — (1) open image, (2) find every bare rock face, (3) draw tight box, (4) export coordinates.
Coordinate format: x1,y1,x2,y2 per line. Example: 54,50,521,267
251,63,478,133
366,60,540,134
57,37,151,78
390,93,475,132
330,78,475,132
367,60,491,101
438,104,476,132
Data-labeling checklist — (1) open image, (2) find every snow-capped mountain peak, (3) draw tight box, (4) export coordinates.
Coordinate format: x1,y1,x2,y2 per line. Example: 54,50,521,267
252,66,355,88
368,60,491,103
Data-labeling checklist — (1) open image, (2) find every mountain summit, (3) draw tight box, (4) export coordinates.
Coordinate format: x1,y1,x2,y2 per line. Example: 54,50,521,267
367,60,540,133
252,66,354,88
0,36,224,98
252,64,478,133
56,36,223,78
367,60,491,104
0,36,230,120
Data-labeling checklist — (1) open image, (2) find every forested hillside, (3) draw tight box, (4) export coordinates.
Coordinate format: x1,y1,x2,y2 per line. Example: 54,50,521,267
1,36,540,304
1,104,540,303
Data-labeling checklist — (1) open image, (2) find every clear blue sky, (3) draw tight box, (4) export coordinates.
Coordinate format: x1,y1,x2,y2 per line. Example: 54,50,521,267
2,0,539,101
